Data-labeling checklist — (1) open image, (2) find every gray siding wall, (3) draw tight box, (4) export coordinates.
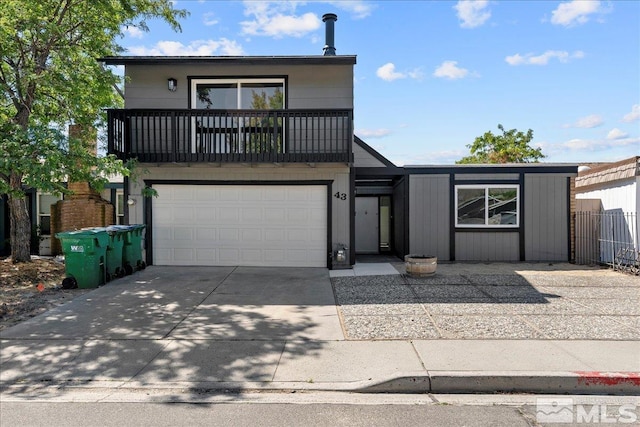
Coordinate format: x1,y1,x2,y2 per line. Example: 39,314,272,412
455,232,519,261
353,143,386,167
524,174,569,261
409,175,450,260
128,164,351,264
124,63,353,109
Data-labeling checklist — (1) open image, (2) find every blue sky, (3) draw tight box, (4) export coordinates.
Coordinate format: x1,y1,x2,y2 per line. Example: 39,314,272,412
119,0,639,165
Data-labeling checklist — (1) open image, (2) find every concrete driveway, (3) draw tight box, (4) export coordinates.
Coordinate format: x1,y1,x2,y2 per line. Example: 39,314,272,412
0,266,345,387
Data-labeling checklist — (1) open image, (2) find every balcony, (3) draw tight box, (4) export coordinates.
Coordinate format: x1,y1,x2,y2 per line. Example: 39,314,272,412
107,109,353,164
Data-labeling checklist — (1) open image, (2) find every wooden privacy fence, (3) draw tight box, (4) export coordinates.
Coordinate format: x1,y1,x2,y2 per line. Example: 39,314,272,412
575,211,639,274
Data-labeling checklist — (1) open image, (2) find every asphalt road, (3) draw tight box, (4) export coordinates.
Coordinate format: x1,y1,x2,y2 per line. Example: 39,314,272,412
2,393,638,427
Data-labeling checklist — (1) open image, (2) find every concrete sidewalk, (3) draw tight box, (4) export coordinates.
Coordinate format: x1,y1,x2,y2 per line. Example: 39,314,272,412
1,264,639,398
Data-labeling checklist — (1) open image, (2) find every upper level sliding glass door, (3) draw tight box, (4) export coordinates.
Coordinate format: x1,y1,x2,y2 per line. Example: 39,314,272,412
191,79,285,155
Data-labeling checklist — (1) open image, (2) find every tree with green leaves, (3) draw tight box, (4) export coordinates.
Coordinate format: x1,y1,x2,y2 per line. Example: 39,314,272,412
0,0,187,263
456,124,546,164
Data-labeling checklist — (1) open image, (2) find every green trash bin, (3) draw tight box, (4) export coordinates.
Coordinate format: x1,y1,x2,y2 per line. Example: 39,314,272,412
110,224,146,275
56,229,109,289
103,226,126,281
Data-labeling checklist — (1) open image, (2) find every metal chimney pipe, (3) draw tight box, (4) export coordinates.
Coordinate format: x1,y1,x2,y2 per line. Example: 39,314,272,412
322,13,337,56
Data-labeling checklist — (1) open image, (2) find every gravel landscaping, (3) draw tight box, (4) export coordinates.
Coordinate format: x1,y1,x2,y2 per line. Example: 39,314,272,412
331,263,640,340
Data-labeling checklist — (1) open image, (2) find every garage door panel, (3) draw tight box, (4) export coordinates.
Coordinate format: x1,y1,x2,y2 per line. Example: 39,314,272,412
152,184,327,267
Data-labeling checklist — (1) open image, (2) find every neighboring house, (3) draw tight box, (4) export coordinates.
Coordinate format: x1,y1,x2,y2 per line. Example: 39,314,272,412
0,178,124,257
94,14,577,268
575,156,639,265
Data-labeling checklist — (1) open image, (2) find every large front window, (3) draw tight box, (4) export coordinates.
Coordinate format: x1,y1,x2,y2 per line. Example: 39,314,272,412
190,78,285,154
456,185,519,228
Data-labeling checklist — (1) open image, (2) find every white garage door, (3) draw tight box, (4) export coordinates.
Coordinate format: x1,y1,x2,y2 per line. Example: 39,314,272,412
152,184,328,267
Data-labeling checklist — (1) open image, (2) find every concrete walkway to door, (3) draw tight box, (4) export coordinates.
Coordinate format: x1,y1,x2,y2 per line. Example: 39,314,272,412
1,265,639,398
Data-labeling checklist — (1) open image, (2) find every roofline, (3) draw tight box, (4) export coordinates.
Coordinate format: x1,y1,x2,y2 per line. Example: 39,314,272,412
353,135,398,169
98,55,357,66
404,164,579,174
578,156,639,177
356,164,579,177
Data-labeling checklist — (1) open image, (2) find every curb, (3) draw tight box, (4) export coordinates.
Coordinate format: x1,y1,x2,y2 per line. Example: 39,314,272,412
2,372,638,397
358,371,640,395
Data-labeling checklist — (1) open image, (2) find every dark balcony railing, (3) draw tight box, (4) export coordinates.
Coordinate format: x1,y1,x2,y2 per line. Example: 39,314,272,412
107,109,353,163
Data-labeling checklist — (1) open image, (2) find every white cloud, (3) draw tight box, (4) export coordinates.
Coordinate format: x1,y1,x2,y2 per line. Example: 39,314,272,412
545,136,639,152
377,63,405,81
453,0,491,28
241,2,321,38
551,0,602,27
356,128,391,138
127,39,245,56
433,60,469,80
505,50,584,66
203,12,219,26
376,63,422,82
392,149,467,166
607,128,628,140
571,114,604,128
622,104,640,123
122,26,145,39
327,1,375,19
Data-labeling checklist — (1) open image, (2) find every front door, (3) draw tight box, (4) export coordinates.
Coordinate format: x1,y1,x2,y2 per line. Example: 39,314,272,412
355,197,379,254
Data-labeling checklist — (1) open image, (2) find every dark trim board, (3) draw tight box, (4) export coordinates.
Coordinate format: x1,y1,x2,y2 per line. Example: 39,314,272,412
454,227,521,233
187,75,289,110
406,165,578,175
143,179,334,268
349,167,356,265
99,55,357,66
449,173,455,261
566,176,572,262
453,179,521,185
519,173,526,261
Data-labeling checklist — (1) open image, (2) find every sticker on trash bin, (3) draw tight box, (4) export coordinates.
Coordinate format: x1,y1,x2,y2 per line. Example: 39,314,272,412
70,245,85,252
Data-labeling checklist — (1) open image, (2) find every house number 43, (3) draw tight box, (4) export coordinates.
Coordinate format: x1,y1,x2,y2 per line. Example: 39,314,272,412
334,192,347,200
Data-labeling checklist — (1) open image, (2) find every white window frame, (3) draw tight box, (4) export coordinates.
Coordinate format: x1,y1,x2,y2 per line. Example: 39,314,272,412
455,184,520,228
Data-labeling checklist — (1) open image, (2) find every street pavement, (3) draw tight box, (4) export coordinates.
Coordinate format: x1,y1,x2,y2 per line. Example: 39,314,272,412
1,263,639,399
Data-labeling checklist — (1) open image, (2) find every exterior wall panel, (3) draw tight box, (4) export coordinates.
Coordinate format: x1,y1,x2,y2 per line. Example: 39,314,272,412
353,143,386,167
124,64,353,110
524,174,569,261
455,232,519,261
575,179,637,214
409,175,450,260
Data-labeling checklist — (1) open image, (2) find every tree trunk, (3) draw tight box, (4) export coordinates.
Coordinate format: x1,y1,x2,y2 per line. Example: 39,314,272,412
8,171,31,263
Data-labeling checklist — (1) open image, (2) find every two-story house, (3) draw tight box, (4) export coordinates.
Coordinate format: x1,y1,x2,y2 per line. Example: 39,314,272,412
103,14,354,269
100,14,578,270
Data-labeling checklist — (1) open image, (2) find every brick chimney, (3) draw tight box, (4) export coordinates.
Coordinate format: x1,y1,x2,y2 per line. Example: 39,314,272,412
50,125,115,255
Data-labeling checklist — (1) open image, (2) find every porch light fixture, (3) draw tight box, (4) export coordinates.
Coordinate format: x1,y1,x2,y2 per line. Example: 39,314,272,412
127,198,136,206
167,78,177,92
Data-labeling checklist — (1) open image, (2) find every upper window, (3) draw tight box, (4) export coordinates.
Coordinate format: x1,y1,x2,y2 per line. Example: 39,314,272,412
191,78,285,110
456,185,519,228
